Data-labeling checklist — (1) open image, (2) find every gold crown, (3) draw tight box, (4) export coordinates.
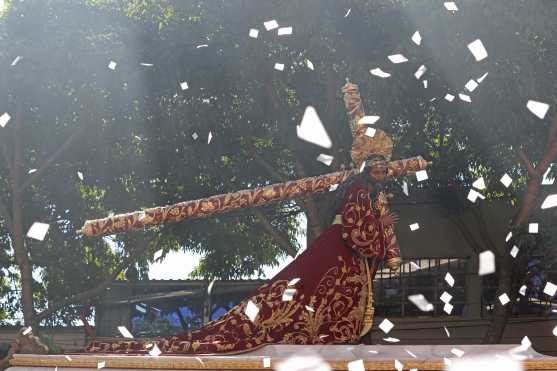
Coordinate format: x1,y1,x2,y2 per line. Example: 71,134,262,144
350,126,393,168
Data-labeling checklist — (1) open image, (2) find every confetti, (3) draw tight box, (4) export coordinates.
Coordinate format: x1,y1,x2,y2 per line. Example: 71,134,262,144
383,337,400,343
329,184,339,192
402,181,409,196
263,20,279,31
408,294,434,312
510,246,519,258
108,61,117,70
22,326,32,335
518,285,527,296
344,8,351,17
180,81,188,90
444,303,453,314
28,169,37,174
347,360,365,371
378,318,394,334
467,39,488,61
365,127,376,138
305,305,315,312
316,154,334,166
500,173,512,188
416,170,428,181
370,68,391,78
388,54,408,64
444,326,451,337
11,56,22,66
207,278,217,295
528,223,538,233
472,177,486,190
526,100,550,119
394,360,404,371
368,350,378,354
542,166,555,185
467,189,485,203
444,2,458,11
276,354,331,371
410,261,421,270
192,132,198,140
444,272,455,287
306,59,314,70
423,80,428,89
440,291,453,304
65,356,72,361
414,65,427,79
97,361,106,369
459,93,471,103
544,282,557,296
477,72,489,83
553,326,557,336
288,278,300,286
244,300,259,322
465,79,479,92
282,288,296,301
297,106,332,148
208,131,213,144
196,44,208,48
478,250,496,276
445,94,455,102
411,31,422,45
451,348,465,358
117,326,133,338
358,116,380,125
249,29,259,38
405,349,417,358
77,171,84,181
498,293,510,305
0,112,11,128
505,232,513,242
541,194,557,209
26,222,50,241
139,62,154,67
409,223,420,231
277,27,292,36
263,357,271,368
149,344,162,356
274,63,284,71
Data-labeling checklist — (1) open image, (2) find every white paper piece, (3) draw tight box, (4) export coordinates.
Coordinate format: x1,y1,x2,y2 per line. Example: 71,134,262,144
65,356,72,361
544,282,557,296
467,189,485,203
541,194,557,209
518,285,527,296
26,222,50,241
409,223,420,231
408,294,434,311
249,29,259,38
402,181,409,196
440,291,453,304
108,61,117,70
394,360,404,371
263,357,271,368
498,293,511,305
344,8,351,17
288,277,300,286
282,288,296,301
347,360,365,371
277,27,292,36
329,184,339,192
263,20,279,31
444,326,451,337
22,326,32,335
414,65,427,79
365,127,376,138
274,63,284,71
451,348,465,358
297,106,332,148
316,154,334,166
500,173,512,188
383,337,400,343
11,56,22,67
358,115,380,125
149,344,162,356
528,223,539,233
505,231,513,242
97,361,106,369
378,318,394,334
468,39,488,61
180,81,188,90
478,250,496,275
445,272,455,287
207,278,217,295
542,165,555,185
410,261,421,270
77,171,84,181
305,305,315,312
510,246,519,258
306,59,314,70
370,68,391,78
28,169,37,175
465,79,479,92
444,303,454,314
459,93,471,103
416,170,428,181
445,94,455,102
472,177,486,190
388,54,408,64
411,31,422,45
553,326,557,337
117,326,133,338
422,80,428,89
196,44,208,49
192,132,198,140
245,300,259,322
477,72,489,83
0,112,11,128
527,100,550,119
405,349,417,358
207,131,213,144
140,62,154,67
444,2,458,11
276,354,331,371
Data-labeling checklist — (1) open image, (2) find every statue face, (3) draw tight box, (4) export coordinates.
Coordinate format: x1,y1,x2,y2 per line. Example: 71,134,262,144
367,164,388,184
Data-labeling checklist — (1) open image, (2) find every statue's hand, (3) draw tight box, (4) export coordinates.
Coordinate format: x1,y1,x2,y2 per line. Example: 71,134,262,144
385,258,401,272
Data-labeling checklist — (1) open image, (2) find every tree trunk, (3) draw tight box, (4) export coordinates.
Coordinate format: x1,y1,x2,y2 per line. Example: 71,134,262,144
10,104,35,326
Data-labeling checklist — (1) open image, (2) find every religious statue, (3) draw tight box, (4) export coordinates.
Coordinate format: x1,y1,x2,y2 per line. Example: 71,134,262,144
83,82,418,355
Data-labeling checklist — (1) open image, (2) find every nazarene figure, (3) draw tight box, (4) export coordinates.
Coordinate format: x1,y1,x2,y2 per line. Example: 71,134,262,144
85,83,403,355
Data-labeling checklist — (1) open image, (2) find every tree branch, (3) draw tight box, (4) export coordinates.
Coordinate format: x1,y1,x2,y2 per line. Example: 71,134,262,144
251,207,297,258
518,148,538,178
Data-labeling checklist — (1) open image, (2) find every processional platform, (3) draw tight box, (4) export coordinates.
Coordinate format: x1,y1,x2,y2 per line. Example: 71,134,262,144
8,344,557,371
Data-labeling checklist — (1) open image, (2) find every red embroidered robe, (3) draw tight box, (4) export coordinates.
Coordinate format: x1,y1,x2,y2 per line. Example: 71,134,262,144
85,179,401,355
